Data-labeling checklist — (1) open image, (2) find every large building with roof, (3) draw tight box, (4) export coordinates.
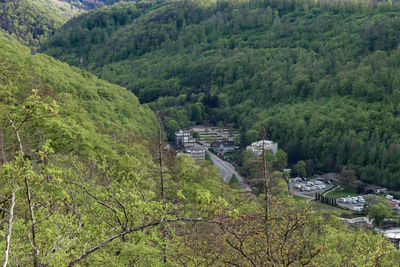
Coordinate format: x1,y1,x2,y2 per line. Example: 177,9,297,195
175,130,205,162
246,140,278,156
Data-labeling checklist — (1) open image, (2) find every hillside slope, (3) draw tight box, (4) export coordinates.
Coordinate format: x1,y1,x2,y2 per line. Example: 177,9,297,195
41,0,400,189
0,0,133,49
1,37,157,136
0,37,225,265
1,33,400,266
0,0,68,48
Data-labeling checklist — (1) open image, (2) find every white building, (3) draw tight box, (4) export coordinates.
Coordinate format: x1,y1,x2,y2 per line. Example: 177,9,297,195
175,130,205,162
175,130,194,147
184,143,206,163
246,140,278,156
378,228,400,249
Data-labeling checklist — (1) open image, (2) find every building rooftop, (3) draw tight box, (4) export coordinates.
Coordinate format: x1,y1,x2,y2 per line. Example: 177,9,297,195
211,141,235,147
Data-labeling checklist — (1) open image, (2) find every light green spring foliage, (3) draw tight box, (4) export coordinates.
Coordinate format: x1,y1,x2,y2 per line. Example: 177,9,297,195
0,37,157,137
315,217,400,266
0,37,243,265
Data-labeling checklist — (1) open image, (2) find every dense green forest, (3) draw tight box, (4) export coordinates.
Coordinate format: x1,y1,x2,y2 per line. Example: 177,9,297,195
0,0,132,49
4,36,399,265
41,0,400,189
0,0,69,49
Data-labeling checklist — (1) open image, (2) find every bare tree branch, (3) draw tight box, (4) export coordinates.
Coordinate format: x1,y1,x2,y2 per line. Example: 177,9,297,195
41,221,82,266
0,207,10,214
25,177,39,267
3,189,18,267
108,193,128,228
8,116,23,159
0,121,5,165
156,118,167,263
73,183,125,229
66,217,214,267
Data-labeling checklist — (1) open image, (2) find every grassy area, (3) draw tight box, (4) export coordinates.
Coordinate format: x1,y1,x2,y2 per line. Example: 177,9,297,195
292,195,308,202
325,187,358,198
313,202,358,218
321,184,337,195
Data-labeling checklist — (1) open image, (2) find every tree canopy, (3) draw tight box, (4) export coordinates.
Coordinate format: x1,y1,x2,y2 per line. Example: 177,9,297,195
41,0,400,189
0,0,67,49
0,19,399,265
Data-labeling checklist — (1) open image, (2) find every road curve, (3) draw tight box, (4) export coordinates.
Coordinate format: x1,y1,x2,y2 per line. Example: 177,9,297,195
207,150,252,192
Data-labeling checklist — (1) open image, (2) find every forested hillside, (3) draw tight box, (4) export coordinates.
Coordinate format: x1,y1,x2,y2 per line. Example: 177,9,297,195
0,0,68,49
1,16,400,266
42,0,400,189
0,37,224,265
0,0,133,49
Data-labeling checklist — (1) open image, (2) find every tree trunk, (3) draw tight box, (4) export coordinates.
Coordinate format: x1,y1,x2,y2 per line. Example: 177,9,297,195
0,122,5,165
25,177,39,267
2,190,17,267
157,120,167,264
262,139,270,222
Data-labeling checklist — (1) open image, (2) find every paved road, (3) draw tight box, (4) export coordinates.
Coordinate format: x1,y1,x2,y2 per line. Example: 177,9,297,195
207,150,252,192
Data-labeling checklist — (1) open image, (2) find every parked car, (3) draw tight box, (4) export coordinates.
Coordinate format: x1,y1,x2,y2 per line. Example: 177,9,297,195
294,184,302,190
352,206,363,212
351,197,358,203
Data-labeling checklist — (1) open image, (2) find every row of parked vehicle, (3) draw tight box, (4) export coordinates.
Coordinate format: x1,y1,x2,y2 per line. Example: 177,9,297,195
291,177,309,182
293,181,327,192
291,177,333,184
338,196,365,204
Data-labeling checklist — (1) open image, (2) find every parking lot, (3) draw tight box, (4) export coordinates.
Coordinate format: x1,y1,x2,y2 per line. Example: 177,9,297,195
289,177,335,199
